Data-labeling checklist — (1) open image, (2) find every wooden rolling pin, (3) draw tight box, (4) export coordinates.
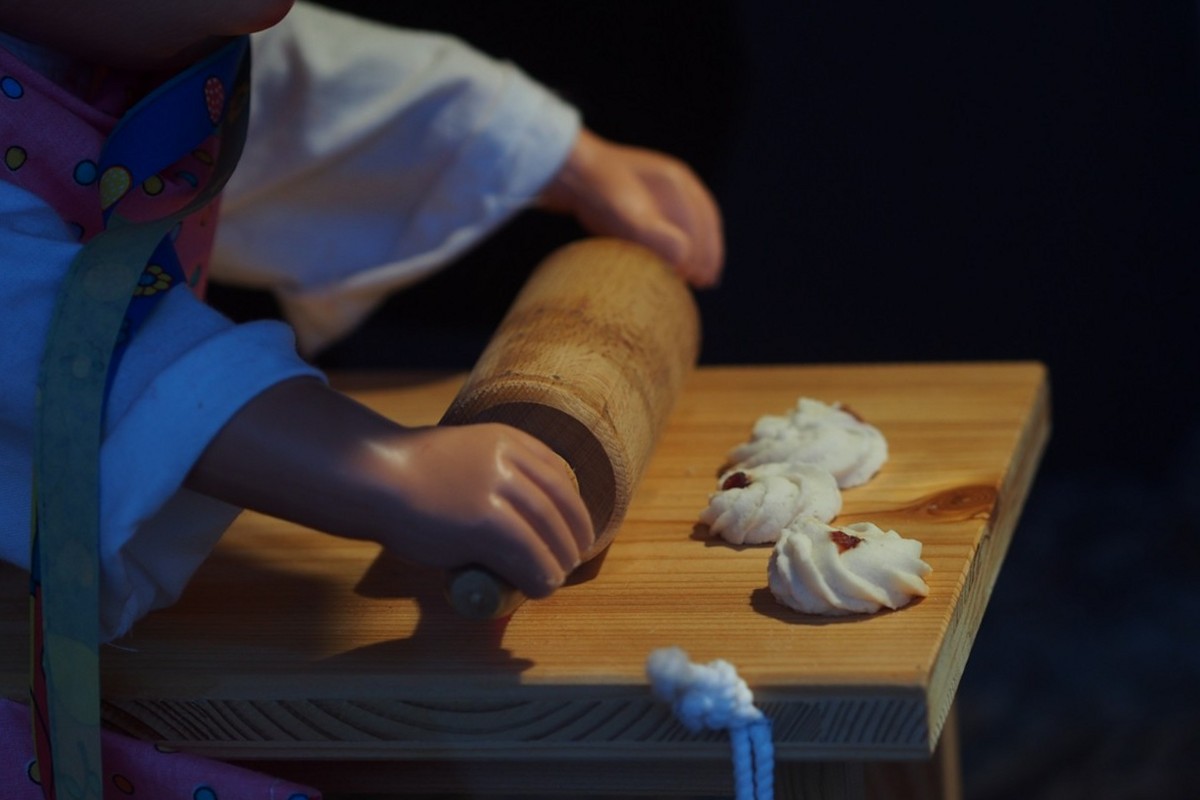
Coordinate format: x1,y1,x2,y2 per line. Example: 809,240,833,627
440,237,700,618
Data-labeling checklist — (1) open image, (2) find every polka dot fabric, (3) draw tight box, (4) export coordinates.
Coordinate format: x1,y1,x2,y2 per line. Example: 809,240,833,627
1,699,321,799
0,42,222,296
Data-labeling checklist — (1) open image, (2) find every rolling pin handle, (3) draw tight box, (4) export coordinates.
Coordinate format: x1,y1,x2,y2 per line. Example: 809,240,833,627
445,566,527,620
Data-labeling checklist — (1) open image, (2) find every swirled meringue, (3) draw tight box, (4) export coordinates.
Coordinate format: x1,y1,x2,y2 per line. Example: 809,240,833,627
700,463,842,545
768,518,931,615
726,398,887,488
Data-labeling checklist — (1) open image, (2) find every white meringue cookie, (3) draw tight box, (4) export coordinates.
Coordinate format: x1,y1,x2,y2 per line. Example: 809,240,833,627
727,398,888,488
700,463,842,545
768,519,931,615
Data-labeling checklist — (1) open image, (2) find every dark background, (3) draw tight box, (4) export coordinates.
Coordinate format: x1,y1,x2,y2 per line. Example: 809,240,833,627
211,3,1200,797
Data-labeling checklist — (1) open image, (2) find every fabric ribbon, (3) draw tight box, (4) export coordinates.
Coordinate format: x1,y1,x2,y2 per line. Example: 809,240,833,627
28,37,251,800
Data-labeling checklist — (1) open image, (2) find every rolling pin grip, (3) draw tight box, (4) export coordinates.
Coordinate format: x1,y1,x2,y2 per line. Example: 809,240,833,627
445,566,526,619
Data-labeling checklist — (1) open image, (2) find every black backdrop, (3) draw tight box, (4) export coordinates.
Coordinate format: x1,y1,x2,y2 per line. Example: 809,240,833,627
209,3,1200,795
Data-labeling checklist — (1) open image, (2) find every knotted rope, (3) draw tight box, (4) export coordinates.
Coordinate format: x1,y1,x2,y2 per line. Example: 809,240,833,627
646,647,775,800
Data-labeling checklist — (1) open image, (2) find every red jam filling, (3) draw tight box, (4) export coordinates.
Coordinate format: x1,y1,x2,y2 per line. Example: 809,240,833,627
721,471,751,490
830,529,864,553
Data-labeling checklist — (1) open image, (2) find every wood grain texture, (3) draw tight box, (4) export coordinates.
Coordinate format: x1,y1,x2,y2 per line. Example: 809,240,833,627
0,363,1049,790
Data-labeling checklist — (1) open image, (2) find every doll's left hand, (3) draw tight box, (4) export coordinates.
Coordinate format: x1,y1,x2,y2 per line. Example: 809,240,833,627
540,128,724,288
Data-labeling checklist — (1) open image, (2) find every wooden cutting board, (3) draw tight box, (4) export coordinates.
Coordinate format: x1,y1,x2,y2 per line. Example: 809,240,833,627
0,362,1049,785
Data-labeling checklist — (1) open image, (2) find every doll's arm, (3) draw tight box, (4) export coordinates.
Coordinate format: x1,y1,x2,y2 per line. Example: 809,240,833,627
184,377,594,597
540,128,725,288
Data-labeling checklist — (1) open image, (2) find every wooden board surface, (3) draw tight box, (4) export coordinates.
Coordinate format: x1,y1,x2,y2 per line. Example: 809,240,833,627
0,363,1049,770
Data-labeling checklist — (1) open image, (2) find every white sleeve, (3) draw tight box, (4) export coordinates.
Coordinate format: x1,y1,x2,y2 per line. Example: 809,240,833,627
0,181,324,641
211,1,582,355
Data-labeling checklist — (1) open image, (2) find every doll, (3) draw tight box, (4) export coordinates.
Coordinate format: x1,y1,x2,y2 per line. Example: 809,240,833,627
2,3,723,796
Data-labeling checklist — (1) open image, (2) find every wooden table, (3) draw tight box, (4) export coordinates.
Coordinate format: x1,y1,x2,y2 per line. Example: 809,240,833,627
0,363,1050,799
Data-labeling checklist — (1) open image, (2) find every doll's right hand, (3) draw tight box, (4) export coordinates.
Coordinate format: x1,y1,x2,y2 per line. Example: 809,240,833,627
362,423,594,597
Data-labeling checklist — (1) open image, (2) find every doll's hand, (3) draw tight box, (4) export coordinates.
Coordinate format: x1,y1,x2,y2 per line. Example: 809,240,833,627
541,128,724,288
365,423,593,597
187,379,593,598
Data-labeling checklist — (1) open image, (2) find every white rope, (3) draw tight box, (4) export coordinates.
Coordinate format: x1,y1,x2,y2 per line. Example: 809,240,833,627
646,647,776,800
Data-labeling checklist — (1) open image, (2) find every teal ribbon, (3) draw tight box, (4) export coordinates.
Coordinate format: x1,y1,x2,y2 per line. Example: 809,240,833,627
29,37,250,800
